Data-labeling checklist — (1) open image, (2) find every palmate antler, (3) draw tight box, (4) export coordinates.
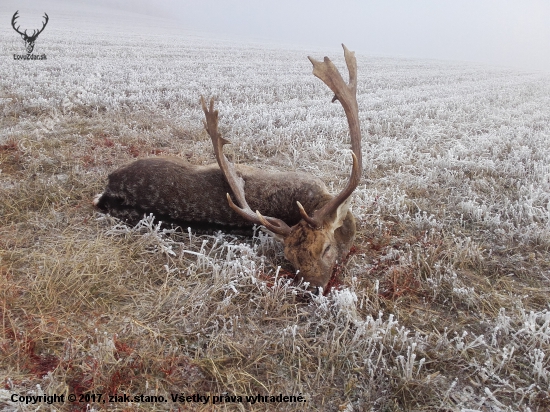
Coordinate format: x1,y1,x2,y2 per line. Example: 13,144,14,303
200,96,292,236
300,44,362,228
202,44,361,236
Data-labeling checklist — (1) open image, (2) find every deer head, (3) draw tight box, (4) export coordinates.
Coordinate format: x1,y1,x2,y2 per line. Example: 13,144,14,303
11,11,49,54
201,44,362,293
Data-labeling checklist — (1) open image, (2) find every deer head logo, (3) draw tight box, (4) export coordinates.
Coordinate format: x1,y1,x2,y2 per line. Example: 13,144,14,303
11,10,49,54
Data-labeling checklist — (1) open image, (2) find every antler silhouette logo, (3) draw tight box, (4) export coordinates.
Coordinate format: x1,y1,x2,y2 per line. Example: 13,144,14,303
11,10,49,54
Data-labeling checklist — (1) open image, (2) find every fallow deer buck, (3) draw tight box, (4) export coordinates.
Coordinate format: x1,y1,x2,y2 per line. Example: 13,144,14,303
94,44,362,292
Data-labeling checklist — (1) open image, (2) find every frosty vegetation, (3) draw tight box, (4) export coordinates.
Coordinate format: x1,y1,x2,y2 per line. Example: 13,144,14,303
1,15,549,412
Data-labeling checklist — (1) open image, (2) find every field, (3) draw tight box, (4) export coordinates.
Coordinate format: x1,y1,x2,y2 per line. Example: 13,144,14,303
1,5,550,411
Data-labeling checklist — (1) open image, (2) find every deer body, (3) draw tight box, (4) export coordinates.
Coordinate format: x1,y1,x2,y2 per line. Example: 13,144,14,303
95,45,361,292
95,157,335,229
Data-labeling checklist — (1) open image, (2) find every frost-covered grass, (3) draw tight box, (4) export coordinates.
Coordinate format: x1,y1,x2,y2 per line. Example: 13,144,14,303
1,8,550,411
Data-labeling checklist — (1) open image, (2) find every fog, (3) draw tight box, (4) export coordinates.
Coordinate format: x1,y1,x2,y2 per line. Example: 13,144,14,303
3,0,550,71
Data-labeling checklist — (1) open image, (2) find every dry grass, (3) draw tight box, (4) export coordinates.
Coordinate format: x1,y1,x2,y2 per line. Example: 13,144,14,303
1,29,550,411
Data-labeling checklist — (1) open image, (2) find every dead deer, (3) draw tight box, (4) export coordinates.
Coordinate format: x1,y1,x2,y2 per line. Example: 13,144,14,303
94,44,362,292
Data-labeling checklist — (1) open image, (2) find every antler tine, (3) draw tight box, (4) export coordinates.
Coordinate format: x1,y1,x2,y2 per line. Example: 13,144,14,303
303,44,362,226
297,201,321,229
225,194,292,236
201,96,292,237
343,44,358,95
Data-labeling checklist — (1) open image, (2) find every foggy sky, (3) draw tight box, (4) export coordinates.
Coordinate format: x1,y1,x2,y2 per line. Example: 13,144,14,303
4,0,550,71
169,0,550,72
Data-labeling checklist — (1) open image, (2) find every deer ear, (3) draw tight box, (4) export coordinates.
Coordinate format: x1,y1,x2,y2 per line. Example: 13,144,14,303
327,196,352,231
